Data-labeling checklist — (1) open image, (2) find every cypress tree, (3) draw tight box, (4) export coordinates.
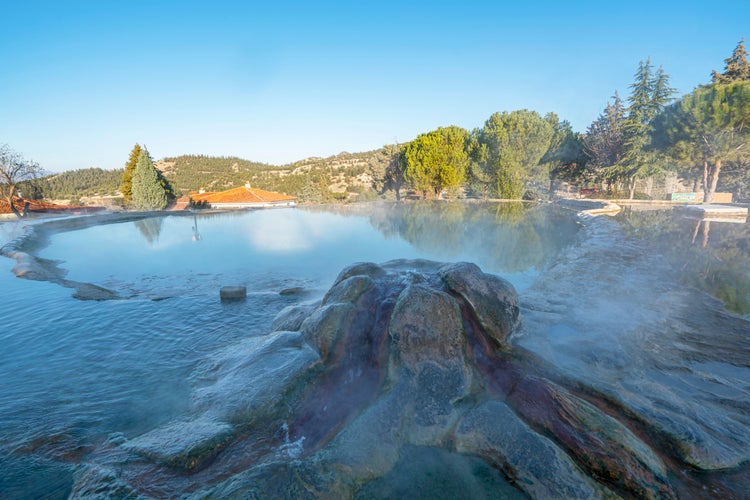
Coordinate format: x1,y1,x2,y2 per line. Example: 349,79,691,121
131,148,168,210
121,144,142,204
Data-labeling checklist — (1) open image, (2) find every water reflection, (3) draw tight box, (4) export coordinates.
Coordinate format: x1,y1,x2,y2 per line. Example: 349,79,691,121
191,214,202,242
365,201,580,275
615,207,750,315
134,218,164,245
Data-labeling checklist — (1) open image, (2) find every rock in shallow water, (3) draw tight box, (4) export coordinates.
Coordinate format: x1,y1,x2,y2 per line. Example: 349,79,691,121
122,417,233,470
191,330,320,424
439,262,520,345
71,258,749,499
220,286,247,301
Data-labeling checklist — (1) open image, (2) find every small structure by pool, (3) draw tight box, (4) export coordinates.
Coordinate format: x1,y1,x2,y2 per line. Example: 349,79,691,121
175,183,297,210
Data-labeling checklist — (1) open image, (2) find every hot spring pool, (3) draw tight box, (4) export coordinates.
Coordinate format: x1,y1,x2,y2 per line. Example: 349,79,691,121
1,202,748,498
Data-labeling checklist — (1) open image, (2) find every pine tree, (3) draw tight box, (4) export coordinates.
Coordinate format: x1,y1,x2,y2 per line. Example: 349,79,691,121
583,92,626,171
121,144,142,204
712,38,750,84
131,148,168,210
614,60,675,198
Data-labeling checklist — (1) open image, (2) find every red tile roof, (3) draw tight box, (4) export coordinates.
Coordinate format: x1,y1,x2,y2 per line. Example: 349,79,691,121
189,186,296,205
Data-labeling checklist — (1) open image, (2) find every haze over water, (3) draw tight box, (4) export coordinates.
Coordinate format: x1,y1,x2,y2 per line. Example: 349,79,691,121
1,202,748,497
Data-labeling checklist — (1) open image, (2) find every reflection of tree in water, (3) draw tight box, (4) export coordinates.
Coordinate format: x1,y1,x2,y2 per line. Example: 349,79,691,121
134,217,164,246
615,208,750,315
368,202,580,274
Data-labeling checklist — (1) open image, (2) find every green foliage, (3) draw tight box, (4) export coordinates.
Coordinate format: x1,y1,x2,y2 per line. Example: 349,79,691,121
474,110,554,199
132,149,168,210
121,144,142,204
613,60,675,198
31,168,123,199
584,93,626,175
160,149,391,202
402,126,469,198
379,144,407,200
652,81,750,202
540,113,587,190
712,38,750,84
187,197,209,209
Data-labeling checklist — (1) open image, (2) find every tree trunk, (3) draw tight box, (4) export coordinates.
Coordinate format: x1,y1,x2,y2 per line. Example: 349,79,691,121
691,219,701,245
629,176,636,200
702,160,709,202
6,183,26,218
6,196,20,217
704,159,722,204
701,220,711,247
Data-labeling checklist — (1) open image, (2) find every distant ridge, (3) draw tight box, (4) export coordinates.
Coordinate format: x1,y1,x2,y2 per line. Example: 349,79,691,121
29,148,393,204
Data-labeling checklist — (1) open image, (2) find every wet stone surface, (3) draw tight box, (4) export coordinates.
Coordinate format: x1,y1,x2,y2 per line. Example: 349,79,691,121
67,251,750,498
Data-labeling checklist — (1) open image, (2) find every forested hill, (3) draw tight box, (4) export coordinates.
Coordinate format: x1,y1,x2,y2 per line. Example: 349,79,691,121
33,168,124,201
31,148,392,203
156,155,281,194
158,148,391,200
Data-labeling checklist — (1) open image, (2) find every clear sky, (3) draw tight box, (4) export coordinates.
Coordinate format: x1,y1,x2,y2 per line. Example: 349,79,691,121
1,0,748,172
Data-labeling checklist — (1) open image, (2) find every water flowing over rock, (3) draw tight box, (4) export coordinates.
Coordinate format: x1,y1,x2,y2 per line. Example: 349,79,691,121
70,255,749,498
519,216,750,473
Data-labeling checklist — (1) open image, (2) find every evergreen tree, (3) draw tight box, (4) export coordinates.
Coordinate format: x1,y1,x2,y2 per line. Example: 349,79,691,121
475,110,554,199
131,148,168,210
584,93,626,169
540,114,586,192
380,144,406,200
614,60,675,198
402,126,469,198
121,144,142,204
652,81,750,203
712,38,750,84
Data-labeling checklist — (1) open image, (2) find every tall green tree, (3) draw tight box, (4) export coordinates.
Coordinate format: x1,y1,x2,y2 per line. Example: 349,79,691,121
380,143,407,200
121,144,142,204
475,110,554,199
652,81,750,203
584,92,627,184
402,126,469,198
540,113,587,193
131,148,168,210
466,131,494,199
712,38,750,84
612,60,675,198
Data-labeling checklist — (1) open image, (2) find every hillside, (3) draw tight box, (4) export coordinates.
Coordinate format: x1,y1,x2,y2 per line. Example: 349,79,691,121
26,148,395,205
30,167,124,203
159,148,392,202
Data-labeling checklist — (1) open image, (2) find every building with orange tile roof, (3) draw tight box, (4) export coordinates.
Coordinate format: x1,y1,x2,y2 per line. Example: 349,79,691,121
184,183,296,210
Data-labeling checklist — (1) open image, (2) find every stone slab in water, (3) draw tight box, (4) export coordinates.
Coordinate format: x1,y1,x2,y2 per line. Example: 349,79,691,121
191,330,320,423
220,286,247,301
122,417,233,470
680,204,748,217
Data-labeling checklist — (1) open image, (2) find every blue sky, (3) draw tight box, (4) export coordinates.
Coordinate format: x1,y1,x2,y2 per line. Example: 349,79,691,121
1,0,748,172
